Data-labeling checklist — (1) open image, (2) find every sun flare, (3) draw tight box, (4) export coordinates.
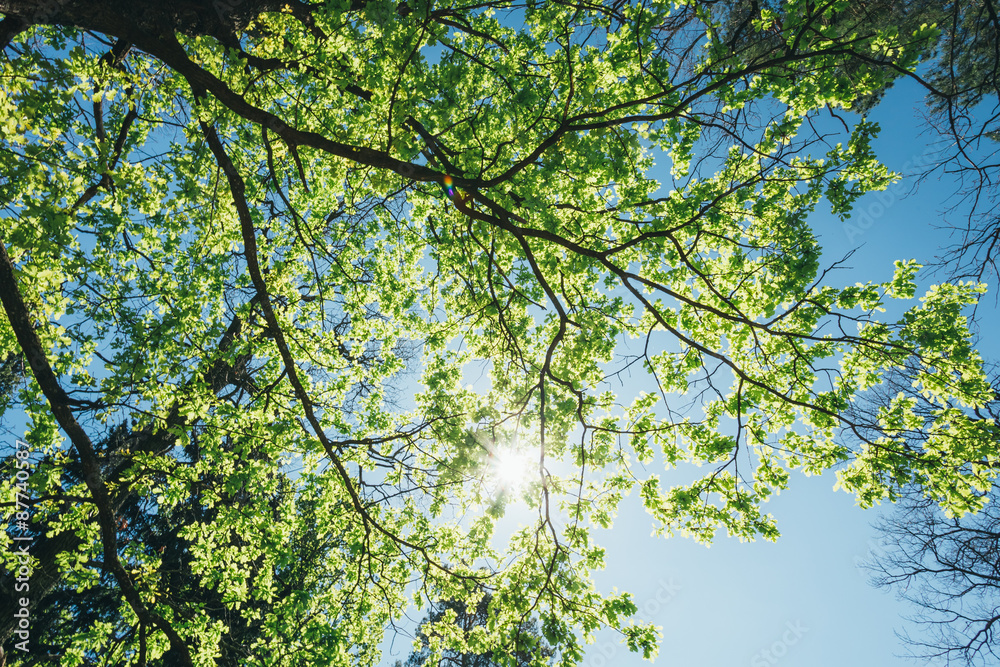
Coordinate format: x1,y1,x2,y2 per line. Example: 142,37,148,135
489,445,536,492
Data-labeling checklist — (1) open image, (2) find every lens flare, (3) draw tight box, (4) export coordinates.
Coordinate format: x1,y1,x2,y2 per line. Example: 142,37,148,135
489,445,535,492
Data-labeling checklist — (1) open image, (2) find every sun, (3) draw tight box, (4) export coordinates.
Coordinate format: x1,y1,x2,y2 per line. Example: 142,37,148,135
488,445,536,493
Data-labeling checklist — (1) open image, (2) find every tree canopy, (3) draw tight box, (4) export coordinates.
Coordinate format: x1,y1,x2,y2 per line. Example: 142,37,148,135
0,1,998,665
715,0,1000,285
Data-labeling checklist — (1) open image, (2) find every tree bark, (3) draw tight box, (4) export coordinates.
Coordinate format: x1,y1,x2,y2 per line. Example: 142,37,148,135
0,0,280,46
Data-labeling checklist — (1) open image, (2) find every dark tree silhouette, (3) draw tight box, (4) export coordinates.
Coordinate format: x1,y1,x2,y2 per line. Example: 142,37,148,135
866,482,1000,667
396,594,555,667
